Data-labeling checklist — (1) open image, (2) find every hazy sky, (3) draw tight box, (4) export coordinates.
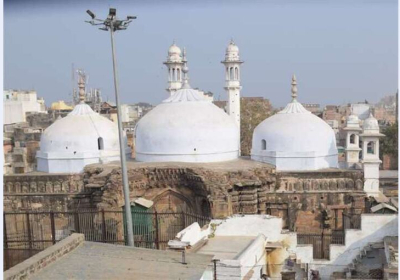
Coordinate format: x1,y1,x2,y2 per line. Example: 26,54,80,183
4,0,398,108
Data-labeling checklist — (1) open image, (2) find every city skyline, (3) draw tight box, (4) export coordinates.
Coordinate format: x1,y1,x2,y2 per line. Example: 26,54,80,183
4,0,398,107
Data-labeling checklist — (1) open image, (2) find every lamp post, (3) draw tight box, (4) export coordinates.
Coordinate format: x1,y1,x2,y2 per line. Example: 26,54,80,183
85,8,136,246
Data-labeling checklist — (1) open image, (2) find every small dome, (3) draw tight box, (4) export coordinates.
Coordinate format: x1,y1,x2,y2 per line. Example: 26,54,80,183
135,81,239,162
168,43,182,56
345,114,361,129
167,43,182,63
363,113,380,132
225,40,240,61
226,41,239,53
347,114,359,123
251,76,338,171
36,103,130,173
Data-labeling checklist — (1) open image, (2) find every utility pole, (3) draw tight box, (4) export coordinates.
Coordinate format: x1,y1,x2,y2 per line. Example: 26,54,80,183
85,8,137,246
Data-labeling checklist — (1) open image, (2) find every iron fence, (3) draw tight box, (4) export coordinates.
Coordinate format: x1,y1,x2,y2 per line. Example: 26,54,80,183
297,214,362,260
3,210,210,271
297,231,345,260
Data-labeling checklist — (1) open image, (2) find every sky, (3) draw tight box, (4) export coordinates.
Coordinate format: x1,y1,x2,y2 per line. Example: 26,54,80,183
4,0,398,108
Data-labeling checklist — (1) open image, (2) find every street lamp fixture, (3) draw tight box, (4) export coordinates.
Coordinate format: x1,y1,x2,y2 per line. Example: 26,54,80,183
85,8,137,247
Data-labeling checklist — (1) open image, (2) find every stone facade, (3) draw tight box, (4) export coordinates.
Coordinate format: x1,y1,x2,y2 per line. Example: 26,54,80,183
4,173,87,211
3,160,366,232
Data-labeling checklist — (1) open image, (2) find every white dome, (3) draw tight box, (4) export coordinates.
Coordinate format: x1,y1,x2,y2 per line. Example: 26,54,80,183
226,41,239,53
36,103,131,173
169,43,182,55
135,84,239,163
225,40,240,61
167,43,182,63
345,114,361,129
251,76,338,171
363,113,379,132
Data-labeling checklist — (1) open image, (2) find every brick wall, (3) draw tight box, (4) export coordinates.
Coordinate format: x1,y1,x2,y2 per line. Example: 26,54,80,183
4,234,85,280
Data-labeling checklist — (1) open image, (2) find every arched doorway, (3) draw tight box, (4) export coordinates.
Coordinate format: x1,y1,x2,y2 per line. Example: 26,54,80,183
152,189,194,213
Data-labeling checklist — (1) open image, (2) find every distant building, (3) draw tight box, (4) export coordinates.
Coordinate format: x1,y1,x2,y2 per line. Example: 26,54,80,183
3,137,13,174
3,122,43,174
351,103,371,120
50,101,73,111
374,107,396,125
3,90,46,125
323,105,341,124
100,101,118,122
120,104,147,123
303,103,321,115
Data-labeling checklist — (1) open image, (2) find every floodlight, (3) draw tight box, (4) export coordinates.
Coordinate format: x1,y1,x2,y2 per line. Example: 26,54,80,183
109,8,116,17
86,10,96,19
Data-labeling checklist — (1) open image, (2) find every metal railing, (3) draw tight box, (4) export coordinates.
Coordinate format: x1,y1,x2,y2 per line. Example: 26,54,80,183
297,231,345,260
3,210,210,271
297,212,362,260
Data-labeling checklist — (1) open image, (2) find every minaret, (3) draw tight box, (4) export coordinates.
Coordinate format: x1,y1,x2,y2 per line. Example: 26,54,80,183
222,40,243,148
344,111,362,169
360,112,385,197
163,42,184,96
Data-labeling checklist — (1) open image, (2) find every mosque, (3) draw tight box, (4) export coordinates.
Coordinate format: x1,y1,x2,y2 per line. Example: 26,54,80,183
35,40,382,195
1,40,378,231
3,40,394,280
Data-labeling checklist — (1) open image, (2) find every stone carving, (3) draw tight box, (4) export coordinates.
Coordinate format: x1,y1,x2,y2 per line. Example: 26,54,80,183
30,182,37,193
22,182,29,193
38,182,46,193
15,182,21,193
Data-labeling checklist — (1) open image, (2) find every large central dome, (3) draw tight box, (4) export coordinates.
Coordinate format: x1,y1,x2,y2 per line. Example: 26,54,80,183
135,52,239,163
251,75,338,171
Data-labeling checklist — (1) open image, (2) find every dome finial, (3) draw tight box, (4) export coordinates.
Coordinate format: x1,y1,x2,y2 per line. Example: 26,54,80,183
181,47,191,89
291,74,298,102
77,69,86,104
368,107,374,118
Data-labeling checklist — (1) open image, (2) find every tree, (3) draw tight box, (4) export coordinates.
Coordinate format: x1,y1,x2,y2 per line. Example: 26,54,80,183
380,121,398,169
240,97,274,156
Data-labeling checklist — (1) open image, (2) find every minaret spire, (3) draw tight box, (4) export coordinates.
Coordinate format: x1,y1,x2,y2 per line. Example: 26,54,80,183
291,74,298,102
77,69,86,104
181,47,190,89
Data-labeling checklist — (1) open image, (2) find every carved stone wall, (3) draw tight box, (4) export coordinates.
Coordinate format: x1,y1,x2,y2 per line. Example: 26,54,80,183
3,163,366,232
4,174,88,211
271,170,365,233
82,164,365,230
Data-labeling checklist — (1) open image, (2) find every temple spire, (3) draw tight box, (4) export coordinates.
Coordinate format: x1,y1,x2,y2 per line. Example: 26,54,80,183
291,74,298,102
